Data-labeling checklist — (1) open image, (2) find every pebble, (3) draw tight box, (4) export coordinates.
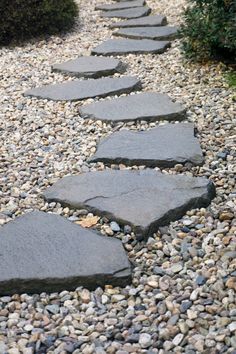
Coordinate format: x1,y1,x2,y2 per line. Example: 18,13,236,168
139,333,152,348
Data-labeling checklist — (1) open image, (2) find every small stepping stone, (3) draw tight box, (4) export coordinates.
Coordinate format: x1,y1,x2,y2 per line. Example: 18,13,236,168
43,170,215,240
79,92,186,123
100,6,151,19
109,15,167,28
114,26,179,40
0,211,131,294
24,76,141,101
91,39,170,56
52,56,126,78
95,0,145,11
89,123,204,167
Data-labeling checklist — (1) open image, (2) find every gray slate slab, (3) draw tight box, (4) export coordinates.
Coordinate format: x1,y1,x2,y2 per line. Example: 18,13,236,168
100,6,151,19
43,170,215,240
79,92,186,123
24,76,141,101
95,0,145,11
89,123,204,167
0,211,131,295
109,15,167,28
114,26,179,40
52,56,126,78
91,39,170,56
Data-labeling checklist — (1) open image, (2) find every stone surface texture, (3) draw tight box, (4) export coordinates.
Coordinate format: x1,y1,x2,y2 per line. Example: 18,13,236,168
24,76,141,101
43,170,215,239
100,6,151,19
109,14,167,28
0,211,131,294
91,38,170,56
89,123,204,167
52,56,126,78
95,0,145,11
79,92,186,123
114,26,179,40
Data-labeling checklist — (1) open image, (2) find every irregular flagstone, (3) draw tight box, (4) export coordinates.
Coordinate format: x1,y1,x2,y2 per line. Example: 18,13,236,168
100,6,151,19
52,56,126,78
91,39,170,56
24,76,141,101
114,26,179,40
109,15,167,28
0,211,131,295
89,123,204,167
43,170,216,240
95,0,145,11
79,92,186,123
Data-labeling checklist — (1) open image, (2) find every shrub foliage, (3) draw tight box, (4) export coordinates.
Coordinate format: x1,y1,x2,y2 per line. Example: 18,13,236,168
0,0,78,45
181,0,236,61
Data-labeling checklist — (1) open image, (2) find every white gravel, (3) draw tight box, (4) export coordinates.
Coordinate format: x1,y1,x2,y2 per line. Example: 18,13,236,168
0,0,236,352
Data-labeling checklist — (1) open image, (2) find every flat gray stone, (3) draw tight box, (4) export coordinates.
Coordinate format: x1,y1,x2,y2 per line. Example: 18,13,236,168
91,39,170,56
43,170,215,240
109,15,167,28
24,76,141,101
52,56,126,78
0,211,131,295
95,0,145,11
114,26,179,40
79,92,186,123
89,123,204,167
100,6,151,19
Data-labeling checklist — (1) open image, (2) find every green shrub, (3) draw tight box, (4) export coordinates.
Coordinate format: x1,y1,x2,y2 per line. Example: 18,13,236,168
180,0,236,62
0,0,78,45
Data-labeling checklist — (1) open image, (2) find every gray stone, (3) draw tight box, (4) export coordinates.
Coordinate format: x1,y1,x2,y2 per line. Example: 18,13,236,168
100,6,151,19
95,0,145,11
24,76,141,101
79,92,186,123
91,39,170,56
43,170,215,240
52,56,126,78
114,26,179,40
109,15,167,28
0,211,131,295
89,123,204,167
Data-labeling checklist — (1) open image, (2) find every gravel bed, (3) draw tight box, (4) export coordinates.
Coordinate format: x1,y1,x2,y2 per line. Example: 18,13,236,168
0,0,236,352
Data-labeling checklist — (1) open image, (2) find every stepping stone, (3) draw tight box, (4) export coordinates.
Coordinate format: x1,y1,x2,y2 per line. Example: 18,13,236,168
89,123,204,167
114,26,179,40
79,92,186,123
43,170,215,240
95,0,145,11
52,56,126,78
100,6,151,19
0,211,131,295
109,15,167,28
91,39,170,56
24,76,141,101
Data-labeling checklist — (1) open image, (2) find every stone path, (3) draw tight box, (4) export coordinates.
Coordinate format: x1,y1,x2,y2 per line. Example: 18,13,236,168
43,170,215,240
89,123,204,167
2,0,216,295
52,56,126,78
79,92,186,122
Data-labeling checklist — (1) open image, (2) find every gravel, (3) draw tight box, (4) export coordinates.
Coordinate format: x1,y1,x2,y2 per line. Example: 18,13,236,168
0,0,235,352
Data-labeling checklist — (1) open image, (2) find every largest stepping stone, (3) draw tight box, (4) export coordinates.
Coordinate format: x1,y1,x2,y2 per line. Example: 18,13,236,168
24,76,141,101
109,15,167,28
0,211,131,295
89,123,204,167
100,6,151,19
91,39,170,56
52,56,126,78
95,0,145,11
79,92,186,123
114,26,179,40
43,170,215,240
